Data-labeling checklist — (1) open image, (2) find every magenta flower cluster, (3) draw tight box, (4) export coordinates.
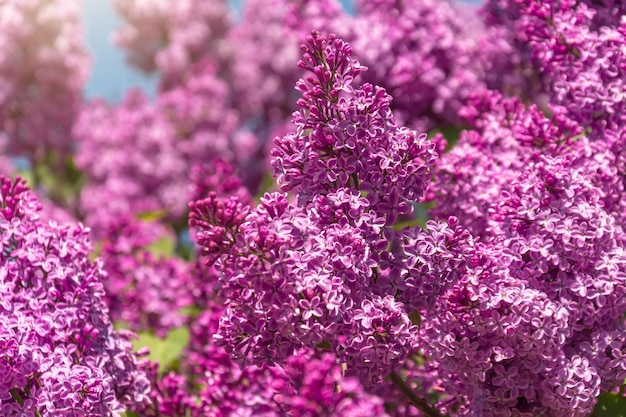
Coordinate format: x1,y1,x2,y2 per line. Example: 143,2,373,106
4,0,626,415
0,177,150,416
0,0,89,164
191,32,474,391
73,62,258,235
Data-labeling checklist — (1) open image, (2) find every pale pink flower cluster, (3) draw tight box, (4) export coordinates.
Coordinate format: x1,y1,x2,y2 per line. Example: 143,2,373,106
111,0,231,88
0,0,89,162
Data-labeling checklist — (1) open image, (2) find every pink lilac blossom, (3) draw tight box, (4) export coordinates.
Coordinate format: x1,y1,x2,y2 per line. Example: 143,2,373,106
191,34,476,395
226,0,497,134
0,177,150,416
132,302,388,417
0,0,89,163
349,0,488,131
74,62,258,235
97,216,193,337
429,91,583,239
272,32,439,225
427,92,626,416
191,190,420,385
515,1,626,137
480,0,626,136
424,146,626,413
111,0,231,89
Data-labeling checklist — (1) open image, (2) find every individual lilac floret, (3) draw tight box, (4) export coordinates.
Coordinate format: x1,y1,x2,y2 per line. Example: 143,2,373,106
0,177,150,416
272,31,438,225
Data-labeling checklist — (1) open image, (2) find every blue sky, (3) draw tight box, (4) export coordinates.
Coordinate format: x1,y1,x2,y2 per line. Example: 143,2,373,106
82,0,158,101
82,0,479,102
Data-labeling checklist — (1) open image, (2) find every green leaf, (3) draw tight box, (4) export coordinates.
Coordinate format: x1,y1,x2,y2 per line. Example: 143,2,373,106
255,171,277,203
316,341,331,351
146,236,176,258
136,209,169,222
132,327,190,374
16,169,35,189
409,310,421,328
392,218,426,231
178,305,202,319
89,241,103,262
594,392,626,417
427,126,465,151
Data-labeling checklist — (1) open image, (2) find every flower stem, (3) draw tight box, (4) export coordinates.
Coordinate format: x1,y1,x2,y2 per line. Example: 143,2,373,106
390,371,445,417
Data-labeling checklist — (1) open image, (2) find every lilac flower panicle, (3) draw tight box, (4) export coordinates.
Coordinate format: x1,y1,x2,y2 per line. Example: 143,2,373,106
428,85,626,416
272,31,438,225
0,177,150,416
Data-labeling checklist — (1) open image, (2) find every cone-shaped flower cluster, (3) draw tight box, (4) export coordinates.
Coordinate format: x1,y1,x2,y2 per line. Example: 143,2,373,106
191,32,475,389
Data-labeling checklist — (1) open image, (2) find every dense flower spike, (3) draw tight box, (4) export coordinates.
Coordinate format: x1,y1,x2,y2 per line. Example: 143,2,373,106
111,0,231,88
191,190,422,385
273,31,438,225
0,177,150,415
0,0,89,162
429,91,626,416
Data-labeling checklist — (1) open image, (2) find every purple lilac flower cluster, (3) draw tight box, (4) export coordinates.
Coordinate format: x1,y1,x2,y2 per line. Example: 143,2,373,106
97,217,193,337
427,140,626,414
131,301,387,417
0,177,150,416
6,0,626,415
0,0,89,164
73,61,258,235
191,33,474,395
111,0,231,89
481,0,626,136
223,0,494,132
423,2,626,412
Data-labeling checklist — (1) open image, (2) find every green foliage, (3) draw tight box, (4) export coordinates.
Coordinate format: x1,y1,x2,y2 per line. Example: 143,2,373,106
254,170,277,203
145,235,177,259
136,209,169,222
409,310,421,328
427,126,465,151
594,393,626,417
132,327,190,375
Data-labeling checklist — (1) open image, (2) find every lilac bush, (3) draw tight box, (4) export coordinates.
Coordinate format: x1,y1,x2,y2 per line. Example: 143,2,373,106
3,0,626,415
